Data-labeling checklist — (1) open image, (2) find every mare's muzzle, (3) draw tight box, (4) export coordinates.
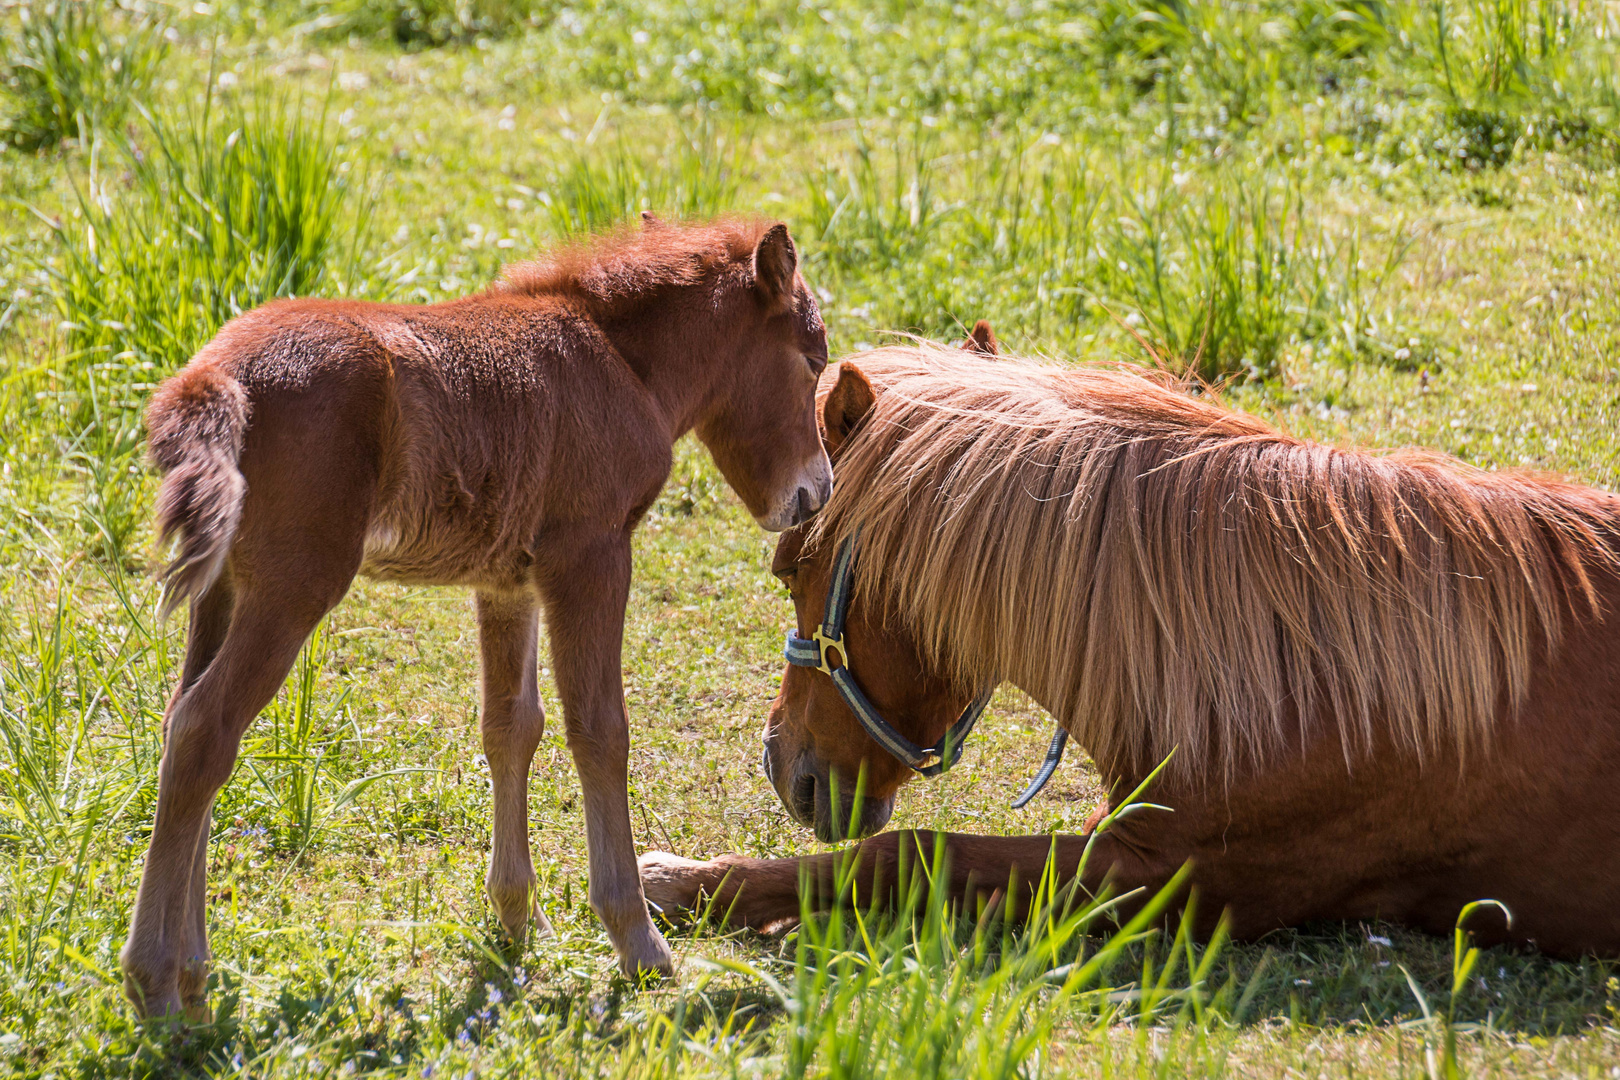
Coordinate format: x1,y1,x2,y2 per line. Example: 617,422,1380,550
762,738,895,842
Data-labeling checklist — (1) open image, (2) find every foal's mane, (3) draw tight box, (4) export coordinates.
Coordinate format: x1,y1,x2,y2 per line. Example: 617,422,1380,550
493,217,773,315
811,344,1620,781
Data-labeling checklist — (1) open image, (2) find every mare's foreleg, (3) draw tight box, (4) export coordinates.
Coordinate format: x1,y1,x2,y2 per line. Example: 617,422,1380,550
476,589,551,942
538,530,672,978
640,830,1161,929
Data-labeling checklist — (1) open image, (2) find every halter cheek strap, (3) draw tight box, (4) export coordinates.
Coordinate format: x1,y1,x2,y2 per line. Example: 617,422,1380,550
783,535,1062,797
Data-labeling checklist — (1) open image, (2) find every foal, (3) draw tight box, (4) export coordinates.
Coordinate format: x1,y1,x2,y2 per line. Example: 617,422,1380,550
126,217,832,1018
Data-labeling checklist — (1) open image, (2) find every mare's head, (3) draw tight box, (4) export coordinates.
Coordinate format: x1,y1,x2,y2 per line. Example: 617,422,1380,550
685,217,832,531
762,330,999,841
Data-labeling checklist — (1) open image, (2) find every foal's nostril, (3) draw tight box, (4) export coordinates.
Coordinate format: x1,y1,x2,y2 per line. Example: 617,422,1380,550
793,485,812,525
761,745,774,785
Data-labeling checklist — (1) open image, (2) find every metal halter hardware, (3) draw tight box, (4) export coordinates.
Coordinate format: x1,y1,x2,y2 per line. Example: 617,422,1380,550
783,535,1069,802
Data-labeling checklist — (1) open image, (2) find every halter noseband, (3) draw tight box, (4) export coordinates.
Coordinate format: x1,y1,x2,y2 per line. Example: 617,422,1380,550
783,535,1068,804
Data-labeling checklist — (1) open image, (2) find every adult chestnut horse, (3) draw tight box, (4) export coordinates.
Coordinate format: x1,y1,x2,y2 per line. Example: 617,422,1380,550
640,341,1620,958
127,217,832,1018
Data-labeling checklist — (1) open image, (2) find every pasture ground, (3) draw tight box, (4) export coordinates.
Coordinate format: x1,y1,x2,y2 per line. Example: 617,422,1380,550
2,2,1619,1076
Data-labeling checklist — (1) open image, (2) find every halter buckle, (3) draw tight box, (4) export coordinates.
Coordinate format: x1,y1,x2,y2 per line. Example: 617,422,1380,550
811,628,848,676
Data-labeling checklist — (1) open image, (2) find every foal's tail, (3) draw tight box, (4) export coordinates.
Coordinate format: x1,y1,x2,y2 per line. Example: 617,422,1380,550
145,363,251,617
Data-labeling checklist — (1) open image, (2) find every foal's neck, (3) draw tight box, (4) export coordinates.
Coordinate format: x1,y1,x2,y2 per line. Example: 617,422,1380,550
595,288,748,437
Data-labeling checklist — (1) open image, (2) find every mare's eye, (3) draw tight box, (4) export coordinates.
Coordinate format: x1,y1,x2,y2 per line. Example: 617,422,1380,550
805,354,828,376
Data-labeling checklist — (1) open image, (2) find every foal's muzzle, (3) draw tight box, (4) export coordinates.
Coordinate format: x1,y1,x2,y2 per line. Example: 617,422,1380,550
790,472,833,526
761,462,833,531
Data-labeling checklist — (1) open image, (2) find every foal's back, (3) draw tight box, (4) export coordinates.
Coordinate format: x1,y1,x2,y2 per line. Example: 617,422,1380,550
175,291,591,589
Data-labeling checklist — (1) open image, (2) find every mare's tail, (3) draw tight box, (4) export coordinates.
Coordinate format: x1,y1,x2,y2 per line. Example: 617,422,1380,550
145,364,251,616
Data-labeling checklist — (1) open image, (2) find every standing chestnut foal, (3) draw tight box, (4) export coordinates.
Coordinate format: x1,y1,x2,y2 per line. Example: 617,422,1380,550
126,217,832,1019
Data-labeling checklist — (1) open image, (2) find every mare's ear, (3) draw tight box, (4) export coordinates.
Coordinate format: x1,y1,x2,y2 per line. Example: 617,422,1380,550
823,363,875,455
961,320,999,355
752,223,798,310
641,211,663,229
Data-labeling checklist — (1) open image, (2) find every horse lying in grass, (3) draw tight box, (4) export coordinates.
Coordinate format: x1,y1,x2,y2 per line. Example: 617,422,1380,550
640,339,1620,958
128,216,833,1019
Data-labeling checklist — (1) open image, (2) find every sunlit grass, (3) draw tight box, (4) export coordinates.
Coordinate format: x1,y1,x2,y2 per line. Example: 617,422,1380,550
0,0,166,152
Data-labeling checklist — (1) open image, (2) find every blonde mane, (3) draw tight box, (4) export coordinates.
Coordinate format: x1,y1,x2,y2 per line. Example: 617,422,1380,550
493,217,772,316
810,344,1620,782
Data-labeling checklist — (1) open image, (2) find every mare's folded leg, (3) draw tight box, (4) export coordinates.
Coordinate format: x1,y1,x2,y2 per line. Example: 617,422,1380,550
640,830,1151,929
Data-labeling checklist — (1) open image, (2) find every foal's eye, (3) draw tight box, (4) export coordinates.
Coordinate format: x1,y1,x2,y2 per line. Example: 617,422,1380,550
805,353,828,376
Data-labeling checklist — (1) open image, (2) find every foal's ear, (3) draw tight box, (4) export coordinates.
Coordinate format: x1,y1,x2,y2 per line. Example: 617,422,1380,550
752,223,798,310
823,363,876,454
961,320,999,356
641,210,663,229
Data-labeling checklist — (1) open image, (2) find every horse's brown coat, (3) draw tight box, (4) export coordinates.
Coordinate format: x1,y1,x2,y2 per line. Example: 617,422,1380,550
640,342,1620,958
126,218,833,1018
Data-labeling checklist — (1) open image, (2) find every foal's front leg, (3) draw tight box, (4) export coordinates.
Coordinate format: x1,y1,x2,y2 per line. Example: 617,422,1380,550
475,590,552,942
538,531,672,978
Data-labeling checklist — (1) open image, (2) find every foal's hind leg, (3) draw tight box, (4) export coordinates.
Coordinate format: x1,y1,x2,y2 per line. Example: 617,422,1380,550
476,589,552,942
122,568,354,1018
172,577,236,1021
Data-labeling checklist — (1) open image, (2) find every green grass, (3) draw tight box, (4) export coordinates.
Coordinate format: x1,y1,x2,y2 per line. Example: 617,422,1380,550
0,0,167,151
2,0,1620,1076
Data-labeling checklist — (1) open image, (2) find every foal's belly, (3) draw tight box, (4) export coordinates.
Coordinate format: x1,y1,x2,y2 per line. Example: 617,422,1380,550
357,511,536,591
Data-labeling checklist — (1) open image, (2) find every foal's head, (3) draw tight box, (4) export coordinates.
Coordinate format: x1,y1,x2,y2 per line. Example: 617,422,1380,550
689,220,833,531
503,215,833,531
762,357,985,841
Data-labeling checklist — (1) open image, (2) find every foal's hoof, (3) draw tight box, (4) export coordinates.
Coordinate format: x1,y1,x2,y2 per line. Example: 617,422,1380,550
615,921,675,983
122,959,184,1021
123,978,185,1022
493,898,555,947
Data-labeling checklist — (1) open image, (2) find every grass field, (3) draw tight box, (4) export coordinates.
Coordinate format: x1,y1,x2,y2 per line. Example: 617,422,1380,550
3,1,1620,1075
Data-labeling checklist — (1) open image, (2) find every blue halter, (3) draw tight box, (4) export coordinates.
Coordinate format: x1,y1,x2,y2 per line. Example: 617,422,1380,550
783,535,1069,804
